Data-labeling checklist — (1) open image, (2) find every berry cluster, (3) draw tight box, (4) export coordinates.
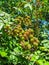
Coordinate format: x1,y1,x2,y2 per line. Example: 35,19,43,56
4,16,39,50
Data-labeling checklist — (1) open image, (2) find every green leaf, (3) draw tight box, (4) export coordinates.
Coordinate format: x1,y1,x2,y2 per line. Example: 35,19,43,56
44,62,49,65
41,40,49,43
24,3,32,11
0,51,7,57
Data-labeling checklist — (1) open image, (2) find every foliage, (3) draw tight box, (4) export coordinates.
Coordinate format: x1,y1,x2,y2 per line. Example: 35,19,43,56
0,0,49,65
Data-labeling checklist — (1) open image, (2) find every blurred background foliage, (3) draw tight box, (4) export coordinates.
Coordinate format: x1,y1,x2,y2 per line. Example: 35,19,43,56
0,0,49,65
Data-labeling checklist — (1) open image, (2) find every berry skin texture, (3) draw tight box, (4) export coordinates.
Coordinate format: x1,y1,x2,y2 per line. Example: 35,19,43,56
33,37,39,43
30,38,34,44
29,34,34,38
25,31,30,36
27,44,31,50
23,34,28,40
20,41,25,49
33,42,38,47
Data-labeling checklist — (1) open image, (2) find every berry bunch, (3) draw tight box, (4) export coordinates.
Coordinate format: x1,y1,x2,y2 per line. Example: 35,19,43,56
4,16,39,50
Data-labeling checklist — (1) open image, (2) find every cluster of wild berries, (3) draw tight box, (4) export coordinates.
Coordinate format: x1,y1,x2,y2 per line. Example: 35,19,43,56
4,16,39,50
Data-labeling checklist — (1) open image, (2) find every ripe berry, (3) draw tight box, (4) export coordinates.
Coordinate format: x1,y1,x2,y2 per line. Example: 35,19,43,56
27,44,31,49
29,34,34,38
34,37,39,43
33,42,38,47
30,38,34,43
23,34,28,40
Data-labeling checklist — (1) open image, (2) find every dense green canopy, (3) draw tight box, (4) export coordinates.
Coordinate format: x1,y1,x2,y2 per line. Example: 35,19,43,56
0,0,49,65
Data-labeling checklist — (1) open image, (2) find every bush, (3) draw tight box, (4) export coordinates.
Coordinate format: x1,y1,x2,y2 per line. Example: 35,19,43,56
0,0,49,65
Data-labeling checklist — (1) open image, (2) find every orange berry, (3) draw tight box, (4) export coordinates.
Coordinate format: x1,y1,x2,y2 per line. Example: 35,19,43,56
24,34,28,40
25,31,30,36
34,37,39,43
